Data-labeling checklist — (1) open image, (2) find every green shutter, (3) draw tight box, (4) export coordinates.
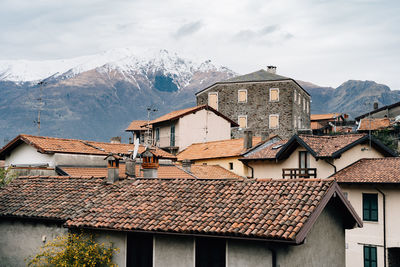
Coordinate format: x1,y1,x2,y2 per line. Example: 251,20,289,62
363,194,378,222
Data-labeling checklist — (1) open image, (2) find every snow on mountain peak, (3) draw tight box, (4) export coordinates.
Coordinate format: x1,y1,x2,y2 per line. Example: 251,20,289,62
0,48,232,83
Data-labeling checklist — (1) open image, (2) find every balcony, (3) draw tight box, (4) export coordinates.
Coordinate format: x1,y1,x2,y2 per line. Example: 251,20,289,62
282,168,317,179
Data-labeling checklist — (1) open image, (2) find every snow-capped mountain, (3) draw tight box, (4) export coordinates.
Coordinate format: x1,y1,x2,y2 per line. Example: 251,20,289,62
0,49,236,144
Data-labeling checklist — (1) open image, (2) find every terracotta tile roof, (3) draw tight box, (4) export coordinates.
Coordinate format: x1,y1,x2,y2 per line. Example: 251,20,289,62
177,137,262,161
310,113,342,121
148,105,238,127
125,120,152,131
297,134,367,157
358,118,391,131
243,139,288,159
331,158,400,183
1,176,360,243
60,164,241,179
0,134,175,159
189,165,243,179
60,164,195,179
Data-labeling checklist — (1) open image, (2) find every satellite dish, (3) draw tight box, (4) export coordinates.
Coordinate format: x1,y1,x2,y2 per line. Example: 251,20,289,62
132,138,140,159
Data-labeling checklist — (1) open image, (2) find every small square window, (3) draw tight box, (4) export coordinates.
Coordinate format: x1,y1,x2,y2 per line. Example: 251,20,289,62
363,194,378,221
269,114,279,129
270,88,279,102
364,246,377,267
229,162,233,170
238,89,247,103
238,115,247,129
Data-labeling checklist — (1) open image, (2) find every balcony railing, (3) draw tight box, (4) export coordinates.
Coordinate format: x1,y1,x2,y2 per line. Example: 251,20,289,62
282,168,317,179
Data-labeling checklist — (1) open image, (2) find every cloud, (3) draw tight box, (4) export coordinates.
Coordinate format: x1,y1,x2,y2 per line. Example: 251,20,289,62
173,21,204,39
232,25,293,43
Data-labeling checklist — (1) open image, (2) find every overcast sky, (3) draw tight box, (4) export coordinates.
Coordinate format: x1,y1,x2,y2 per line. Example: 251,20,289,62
1,0,399,89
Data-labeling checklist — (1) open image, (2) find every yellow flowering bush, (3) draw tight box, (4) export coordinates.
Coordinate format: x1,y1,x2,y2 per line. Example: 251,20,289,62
27,232,119,267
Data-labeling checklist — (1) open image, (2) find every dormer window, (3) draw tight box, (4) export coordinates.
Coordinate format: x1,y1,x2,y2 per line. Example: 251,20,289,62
238,89,247,103
269,88,279,102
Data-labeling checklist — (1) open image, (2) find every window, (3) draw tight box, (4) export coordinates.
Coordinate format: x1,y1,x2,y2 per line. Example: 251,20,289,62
299,151,310,169
238,115,247,129
208,92,218,110
195,237,225,267
293,117,297,128
303,98,306,111
170,124,175,147
364,246,377,267
307,101,310,113
298,93,301,105
298,117,302,129
238,89,247,103
127,233,153,267
269,114,279,129
155,128,160,143
269,88,279,102
294,90,297,102
229,162,233,170
363,194,378,221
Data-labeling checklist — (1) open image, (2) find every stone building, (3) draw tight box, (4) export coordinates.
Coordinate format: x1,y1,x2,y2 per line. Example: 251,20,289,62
196,66,311,139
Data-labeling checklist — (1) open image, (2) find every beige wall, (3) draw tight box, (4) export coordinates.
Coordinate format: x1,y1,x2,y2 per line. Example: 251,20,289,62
340,184,400,267
249,144,385,179
5,143,55,167
193,157,247,177
154,109,231,151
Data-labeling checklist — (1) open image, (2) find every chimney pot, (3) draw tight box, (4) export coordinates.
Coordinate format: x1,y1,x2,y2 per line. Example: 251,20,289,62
141,147,159,178
125,158,136,177
105,153,120,184
182,159,192,173
267,66,277,74
244,130,253,150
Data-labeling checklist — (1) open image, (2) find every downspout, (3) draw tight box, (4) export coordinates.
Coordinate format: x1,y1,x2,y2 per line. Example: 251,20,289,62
267,247,277,267
376,188,387,267
324,159,337,174
242,160,254,179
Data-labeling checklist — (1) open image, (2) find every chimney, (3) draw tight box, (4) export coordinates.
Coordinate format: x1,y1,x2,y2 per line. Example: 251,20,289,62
182,159,192,173
261,131,269,141
125,157,136,178
129,137,133,144
244,130,253,150
110,136,121,144
374,102,379,110
267,66,277,74
141,147,159,178
105,153,120,184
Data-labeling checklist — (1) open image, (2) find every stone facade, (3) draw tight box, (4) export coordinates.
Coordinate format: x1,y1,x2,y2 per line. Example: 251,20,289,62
196,80,311,139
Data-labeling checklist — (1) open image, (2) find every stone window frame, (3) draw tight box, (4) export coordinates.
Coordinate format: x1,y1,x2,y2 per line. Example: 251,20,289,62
293,116,297,128
208,92,218,111
298,93,301,105
294,90,297,102
238,115,248,129
238,89,248,103
269,114,279,129
303,98,306,111
269,88,279,102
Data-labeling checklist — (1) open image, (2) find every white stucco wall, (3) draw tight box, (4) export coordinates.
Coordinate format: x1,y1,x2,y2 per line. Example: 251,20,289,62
249,144,385,179
4,143,55,167
340,185,400,267
178,109,231,151
154,235,194,267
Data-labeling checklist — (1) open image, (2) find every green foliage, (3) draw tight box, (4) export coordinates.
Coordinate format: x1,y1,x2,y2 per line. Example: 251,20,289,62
0,168,15,187
372,129,397,152
27,232,119,267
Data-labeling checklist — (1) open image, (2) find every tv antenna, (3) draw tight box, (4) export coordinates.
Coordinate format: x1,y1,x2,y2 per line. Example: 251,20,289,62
34,72,59,135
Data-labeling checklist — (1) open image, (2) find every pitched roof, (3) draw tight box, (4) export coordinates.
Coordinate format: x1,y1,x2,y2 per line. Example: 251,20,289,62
0,134,176,160
148,105,238,127
242,134,397,161
242,139,288,160
125,120,152,131
331,157,400,184
195,69,310,97
310,121,326,130
225,69,289,83
0,176,361,243
177,137,262,161
310,113,343,121
355,100,400,121
59,163,242,180
357,118,391,131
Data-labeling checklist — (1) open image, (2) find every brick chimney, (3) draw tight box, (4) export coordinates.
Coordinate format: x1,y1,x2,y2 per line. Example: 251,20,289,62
244,130,253,150
110,136,121,144
267,66,277,74
125,157,136,178
182,159,192,173
105,153,120,184
141,147,159,178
